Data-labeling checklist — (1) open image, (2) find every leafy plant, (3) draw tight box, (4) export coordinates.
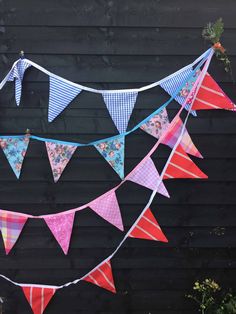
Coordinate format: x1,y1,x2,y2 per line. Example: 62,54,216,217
202,18,231,74
186,279,236,313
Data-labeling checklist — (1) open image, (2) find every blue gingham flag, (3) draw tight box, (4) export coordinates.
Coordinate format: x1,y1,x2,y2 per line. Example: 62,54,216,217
8,59,31,106
48,76,82,122
102,91,138,133
160,67,197,116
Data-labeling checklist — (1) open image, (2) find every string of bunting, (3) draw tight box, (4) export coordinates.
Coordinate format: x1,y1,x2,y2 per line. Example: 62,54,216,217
0,51,221,314
0,48,234,182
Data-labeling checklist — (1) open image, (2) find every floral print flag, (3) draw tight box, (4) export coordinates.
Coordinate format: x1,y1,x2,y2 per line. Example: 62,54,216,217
94,137,125,179
0,135,30,179
45,142,77,182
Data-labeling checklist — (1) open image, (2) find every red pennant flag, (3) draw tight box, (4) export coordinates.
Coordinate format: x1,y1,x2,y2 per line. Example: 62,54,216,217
129,208,168,242
192,72,234,110
22,286,56,314
83,260,116,293
163,145,208,179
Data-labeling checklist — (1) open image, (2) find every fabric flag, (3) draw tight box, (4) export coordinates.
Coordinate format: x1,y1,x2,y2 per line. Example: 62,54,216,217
140,108,170,139
129,208,168,242
22,286,56,314
161,116,203,158
0,135,30,179
44,212,75,255
191,72,235,110
45,141,77,182
163,145,207,179
89,191,123,231
0,210,28,254
48,76,82,122
127,157,169,197
94,137,125,179
8,59,31,106
102,91,138,133
83,259,116,293
160,67,198,115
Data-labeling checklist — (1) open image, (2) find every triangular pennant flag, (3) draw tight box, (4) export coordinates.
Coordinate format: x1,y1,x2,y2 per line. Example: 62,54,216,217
44,212,75,254
48,76,82,122
160,67,198,115
129,208,168,242
45,141,77,182
83,259,116,293
163,145,208,179
102,91,138,133
89,191,123,231
22,286,56,314
140,108,170,139
191,72,235,110
0,210,28,254
161,116,203,158
8,59,31,106
127,157,169,197
0,135,30,178
94,137,125,179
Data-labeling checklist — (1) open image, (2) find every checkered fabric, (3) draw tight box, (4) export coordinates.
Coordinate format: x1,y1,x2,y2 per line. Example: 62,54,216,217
8,59,31,106
102,91,138,133
127,157,169,198
0,210,28,254
48,76,82,122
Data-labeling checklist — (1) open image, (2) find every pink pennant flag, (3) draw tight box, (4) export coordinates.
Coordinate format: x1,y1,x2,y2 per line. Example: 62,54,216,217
44,212,75,254
22,286,56,314
89,191,123,231
83,259,116,293
45,141,77,182
129,208,168,242
127,157,169,197
161,116,203,158
0,210,28,254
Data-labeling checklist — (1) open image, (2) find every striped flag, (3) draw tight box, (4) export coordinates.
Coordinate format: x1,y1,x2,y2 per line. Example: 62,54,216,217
22,286,56,314
94,136,125,179
0,210,28,254
160,66,197,115
102,91,138,133
83,260,116,293
129,208,168,242
45,141,77,182
191,72,235,110
8,59,31,106
44,212,75,255
161,116,203,158
163,145,207,179
89,191,124,231
127,157,169,197
48,76,82,122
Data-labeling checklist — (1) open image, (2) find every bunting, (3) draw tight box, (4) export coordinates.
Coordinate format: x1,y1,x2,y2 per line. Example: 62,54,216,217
89,191,124,231
48,76,82,122
159,66,197,115
191,72,235,110
102,92,138,133
161,116,203,158
44,212,75,255
127,157,169,197
45,141,77,182
94,137,125,179
83,260,116,293
0,135,30,178
0,210,28,254
163,145,208,179
8,59,31,106
22,286,56,314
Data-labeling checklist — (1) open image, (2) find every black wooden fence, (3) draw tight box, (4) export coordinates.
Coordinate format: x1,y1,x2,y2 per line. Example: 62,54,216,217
0,1,236,313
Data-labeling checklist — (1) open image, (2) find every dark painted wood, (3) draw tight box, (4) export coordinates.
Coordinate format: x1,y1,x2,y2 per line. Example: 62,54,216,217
0,1,236,314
